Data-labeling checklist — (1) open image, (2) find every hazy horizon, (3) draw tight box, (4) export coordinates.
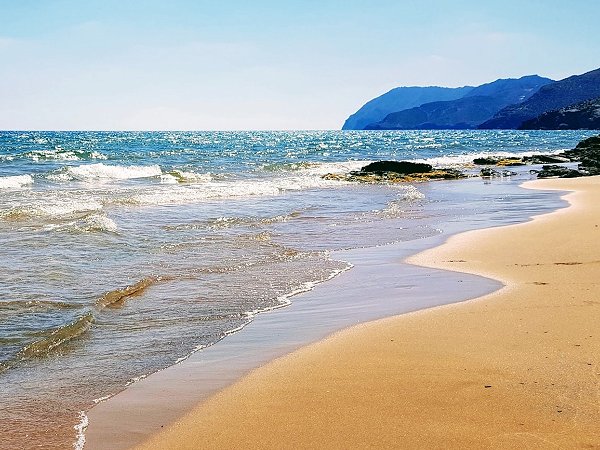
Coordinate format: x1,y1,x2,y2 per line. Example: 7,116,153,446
1,0,599,131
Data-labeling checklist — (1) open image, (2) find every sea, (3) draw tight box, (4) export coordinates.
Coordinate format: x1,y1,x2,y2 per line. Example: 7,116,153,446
0,130,596,449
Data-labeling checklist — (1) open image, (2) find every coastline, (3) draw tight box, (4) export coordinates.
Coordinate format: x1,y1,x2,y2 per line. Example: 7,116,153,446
132,176,600,449
84,201,503,449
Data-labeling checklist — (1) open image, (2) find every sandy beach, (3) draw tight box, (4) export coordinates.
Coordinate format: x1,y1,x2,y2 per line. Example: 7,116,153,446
133,176,600,449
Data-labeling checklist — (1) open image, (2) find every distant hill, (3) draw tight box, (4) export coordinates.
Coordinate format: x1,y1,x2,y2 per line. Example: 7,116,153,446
365,75,552,130
479,68,600,129
520,97,600,130
365,96,505,130
342,86,473,130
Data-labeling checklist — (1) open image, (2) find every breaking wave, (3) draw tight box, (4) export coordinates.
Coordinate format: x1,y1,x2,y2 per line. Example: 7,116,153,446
21,148,107,162
129,174,344,206
1,199,104,220
43,213,118,234
0,174,34,189
53,163,163,181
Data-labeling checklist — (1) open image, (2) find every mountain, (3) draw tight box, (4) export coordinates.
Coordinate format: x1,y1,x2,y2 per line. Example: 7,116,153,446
342,86,473,130
519,97,600,130
365,75,552,130
479,68,600,129
462,75,552,104
365,96,505,130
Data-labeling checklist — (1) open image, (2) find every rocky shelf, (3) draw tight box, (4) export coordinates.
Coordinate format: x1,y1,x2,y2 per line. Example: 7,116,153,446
321,135,600,183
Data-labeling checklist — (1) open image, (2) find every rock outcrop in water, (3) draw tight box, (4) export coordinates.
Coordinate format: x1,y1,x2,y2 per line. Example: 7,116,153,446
322,160,467,183
473,135,600,178
560,135,600,175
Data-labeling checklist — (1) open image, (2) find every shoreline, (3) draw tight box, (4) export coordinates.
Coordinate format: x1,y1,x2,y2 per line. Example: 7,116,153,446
131,176,600,449
84,219,502,449
83,174,562,450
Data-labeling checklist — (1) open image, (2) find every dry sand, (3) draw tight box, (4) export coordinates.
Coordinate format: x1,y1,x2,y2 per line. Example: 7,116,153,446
135,176,600,450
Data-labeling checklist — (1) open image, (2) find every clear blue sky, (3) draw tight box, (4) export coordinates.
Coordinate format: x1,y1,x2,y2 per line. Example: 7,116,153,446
1,0,598,130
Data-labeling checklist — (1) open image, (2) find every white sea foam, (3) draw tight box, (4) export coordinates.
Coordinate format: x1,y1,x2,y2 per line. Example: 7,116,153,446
43,213,118,233
73,411,88,450
0,174,34,189
3,199,104,221
399,185,425,201
159,174,179,184
131,174,343,206
39,200,104,217
412,150,563,168
170,170,213,183
376,186,425,218
299,160,373,176
92,394,113,404
64,163,162,181
26,148,107,162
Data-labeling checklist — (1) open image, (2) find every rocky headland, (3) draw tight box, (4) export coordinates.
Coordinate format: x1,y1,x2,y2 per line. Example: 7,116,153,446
519,97,600,130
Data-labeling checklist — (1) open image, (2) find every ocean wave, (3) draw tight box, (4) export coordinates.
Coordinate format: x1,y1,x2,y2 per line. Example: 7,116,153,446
163,212,300,232
412,150,563,168
18,313,94,359
23,148,107,162
0,174,34,189
399,185,425,201
96,277,167,309
299,160,372,176
169,170,213,183
130,175,344,206
160,170,213,184
43,213,118,234
375,186,425,219
2,199,104,220
54,163,162,181
0,299,82,311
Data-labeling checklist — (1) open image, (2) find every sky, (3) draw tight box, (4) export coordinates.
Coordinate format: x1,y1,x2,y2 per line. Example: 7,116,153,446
0,0,599,130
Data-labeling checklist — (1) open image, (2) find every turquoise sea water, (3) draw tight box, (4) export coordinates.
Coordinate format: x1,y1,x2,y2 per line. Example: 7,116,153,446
0,130,596,449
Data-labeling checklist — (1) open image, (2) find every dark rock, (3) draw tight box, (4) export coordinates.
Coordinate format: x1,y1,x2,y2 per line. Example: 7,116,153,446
473,157,500,165
358,160,433,175
322,163,467,184
522,154,571,164
480,168,500,177
480,168,516,178
560,135,600,175
472,156,525,166
537,165,583,178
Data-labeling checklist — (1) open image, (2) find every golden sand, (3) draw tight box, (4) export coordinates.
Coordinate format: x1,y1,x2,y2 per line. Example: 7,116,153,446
136,176,600,449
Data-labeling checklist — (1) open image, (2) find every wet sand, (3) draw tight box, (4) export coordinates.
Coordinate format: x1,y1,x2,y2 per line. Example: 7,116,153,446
134,176,600,449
